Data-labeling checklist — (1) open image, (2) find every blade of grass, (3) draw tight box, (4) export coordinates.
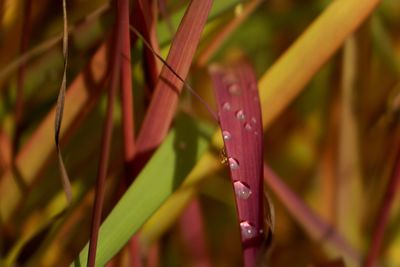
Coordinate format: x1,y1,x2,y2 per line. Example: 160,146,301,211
179,199,212,267
263,164,361,265
13,0,32,153
134,0,161,90
337,36,363,250
118,0,138,265
120,0,135,179
86,1,124,265
210,62,268,267
365,128,400,267
258,0,381,128
134,0,213,168
71,114,213,266
54,0,73,204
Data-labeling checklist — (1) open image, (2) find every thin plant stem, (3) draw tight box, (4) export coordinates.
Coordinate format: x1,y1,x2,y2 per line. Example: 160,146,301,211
364,129,400,267
13,0,32,154
87,1,123,265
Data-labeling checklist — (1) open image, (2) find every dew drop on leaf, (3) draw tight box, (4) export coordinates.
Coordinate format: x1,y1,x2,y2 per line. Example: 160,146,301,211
244,123,252,131
240,221,257,239
234,181,252,199
222,130,231,141
222,102,231,111
228,84,241,95
228,157,240,170
235,110,245,121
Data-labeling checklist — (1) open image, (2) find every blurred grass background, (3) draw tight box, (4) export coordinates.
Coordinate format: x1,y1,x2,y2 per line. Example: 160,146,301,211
1,0,400,266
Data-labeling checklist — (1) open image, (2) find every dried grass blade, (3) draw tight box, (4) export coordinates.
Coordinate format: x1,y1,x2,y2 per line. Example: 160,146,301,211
0,40,108,223
210,62,268,267
54,0,72,203
135,0,213,162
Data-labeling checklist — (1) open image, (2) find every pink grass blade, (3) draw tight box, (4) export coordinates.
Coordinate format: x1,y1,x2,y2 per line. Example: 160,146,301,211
13,0,32,153
134,0,213,168
364,136,400,267
120,0,135,176
210,62,266,267
179,199,212,267
87,2,124,266
118,0,141,266
134,0,161,90
263,164,361,264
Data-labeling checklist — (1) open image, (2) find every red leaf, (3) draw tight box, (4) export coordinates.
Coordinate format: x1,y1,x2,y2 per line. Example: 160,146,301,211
210,62,265,267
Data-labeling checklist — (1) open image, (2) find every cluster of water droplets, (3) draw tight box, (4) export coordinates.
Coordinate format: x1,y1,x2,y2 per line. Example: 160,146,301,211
220,73,265,242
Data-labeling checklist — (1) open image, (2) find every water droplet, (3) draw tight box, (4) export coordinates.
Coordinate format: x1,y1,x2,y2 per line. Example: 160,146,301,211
240,221,257,239
228,84,241,95
222,102,231,111
235,110,245,121
234,181,252,199
251,117,257,124
254,131,259,136
222,131,231,141
244,123,252,131
228,157,240,170
223,73,238,84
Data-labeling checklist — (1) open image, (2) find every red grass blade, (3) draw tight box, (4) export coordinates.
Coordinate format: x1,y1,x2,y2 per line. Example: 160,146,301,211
364,137,400,267
133,0,213,172
87,2,124,266
13,0,32,153
180,199,212,267
133,0,161,90
263,164,361,264
210,62,266,267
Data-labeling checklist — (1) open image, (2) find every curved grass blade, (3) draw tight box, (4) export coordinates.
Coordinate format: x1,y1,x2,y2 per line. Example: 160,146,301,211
263,164,361,265
71,114,213,266
54,0,72,203
210,62,269,267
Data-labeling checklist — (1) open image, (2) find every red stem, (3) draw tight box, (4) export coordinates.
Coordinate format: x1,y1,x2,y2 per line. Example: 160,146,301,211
118,0,141,266
364,144,400,267
180,199,212,267
120,0,135,176
14,0,32,153
87,1,123,266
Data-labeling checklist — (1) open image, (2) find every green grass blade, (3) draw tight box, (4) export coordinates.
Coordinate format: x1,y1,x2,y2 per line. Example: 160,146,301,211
71,114,213,266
